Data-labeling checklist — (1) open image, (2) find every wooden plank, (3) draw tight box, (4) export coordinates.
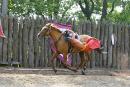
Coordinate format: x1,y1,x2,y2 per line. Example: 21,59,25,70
107,22,113,68
116,23,122,69
124,24,129,69
120,24,129,69
2,16,8,63
119,23,124,69
28,17,35,67
33,17,41,67
44,38,49,67
120,23,125,69
112,24,118,68
78,22,83,35
39,19,45,67
7,16,13,64
39,36,45,67
86,21,91,68
0,38,3,63
128,25,130,68
95,21,101,67
18,17,23,66
86,20,91,35
102,21,109,68
82,21,86,34
0,17,3,63
90,21,96,68
12,16,19,62
22,16,29,67
99,20,105,67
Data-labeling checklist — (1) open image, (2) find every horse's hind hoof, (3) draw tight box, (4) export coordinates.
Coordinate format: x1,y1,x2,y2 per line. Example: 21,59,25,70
81,71,85,75
54,69,57,73
73,69,78,73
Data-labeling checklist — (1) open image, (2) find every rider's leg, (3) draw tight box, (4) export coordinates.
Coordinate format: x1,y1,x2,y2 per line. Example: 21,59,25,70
68,38,86,51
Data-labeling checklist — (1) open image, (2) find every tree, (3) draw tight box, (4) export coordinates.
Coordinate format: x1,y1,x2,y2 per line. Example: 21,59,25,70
1,0,8,16
101,0,107,20
107,1,130,23
76,0,122,21
77,0,94,20
8,0,74,21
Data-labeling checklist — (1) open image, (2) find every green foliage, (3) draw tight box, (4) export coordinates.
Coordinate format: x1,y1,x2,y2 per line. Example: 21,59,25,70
107,1,130,23
8,0,75,21
6,0,130,23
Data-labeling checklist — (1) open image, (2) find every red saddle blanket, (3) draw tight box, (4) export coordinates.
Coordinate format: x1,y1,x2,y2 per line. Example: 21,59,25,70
84,38,101,52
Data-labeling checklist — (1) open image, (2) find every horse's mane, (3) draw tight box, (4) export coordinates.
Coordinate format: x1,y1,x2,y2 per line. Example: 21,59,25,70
49,23,63,33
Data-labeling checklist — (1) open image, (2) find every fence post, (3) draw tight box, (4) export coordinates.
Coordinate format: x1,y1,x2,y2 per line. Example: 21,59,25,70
112,24,118,68
90,21,97,68
102,21,109,68
12,16,19,63
22,16,29,67
28,17,35,67
18,17,23,66
95,21,101,67
8,16,13,64
120,23,129,69
2,16,8,64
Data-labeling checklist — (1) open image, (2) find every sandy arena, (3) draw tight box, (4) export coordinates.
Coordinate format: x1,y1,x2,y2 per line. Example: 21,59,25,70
0,68,130,87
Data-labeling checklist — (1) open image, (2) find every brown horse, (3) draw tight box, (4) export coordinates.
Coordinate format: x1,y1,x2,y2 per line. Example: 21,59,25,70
37,23,102,74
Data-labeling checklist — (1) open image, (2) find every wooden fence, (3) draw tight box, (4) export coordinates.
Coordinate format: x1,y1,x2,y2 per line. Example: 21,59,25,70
0,16,130,69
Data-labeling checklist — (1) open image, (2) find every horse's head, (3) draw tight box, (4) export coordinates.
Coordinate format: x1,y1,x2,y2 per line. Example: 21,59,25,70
37,23,51,39
37,23,63,40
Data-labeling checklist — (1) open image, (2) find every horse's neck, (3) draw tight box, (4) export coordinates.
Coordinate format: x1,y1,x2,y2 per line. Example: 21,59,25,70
49,30,62,42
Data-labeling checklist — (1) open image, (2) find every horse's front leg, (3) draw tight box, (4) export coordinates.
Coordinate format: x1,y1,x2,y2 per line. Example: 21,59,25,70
50,52,59,73
62,53,77,72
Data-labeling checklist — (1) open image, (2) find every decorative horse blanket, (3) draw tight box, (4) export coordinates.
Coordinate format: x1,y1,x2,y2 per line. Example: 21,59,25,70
83,38,101,52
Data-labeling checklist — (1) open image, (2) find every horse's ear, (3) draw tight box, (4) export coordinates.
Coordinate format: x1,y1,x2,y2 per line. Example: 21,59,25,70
47,23,51,27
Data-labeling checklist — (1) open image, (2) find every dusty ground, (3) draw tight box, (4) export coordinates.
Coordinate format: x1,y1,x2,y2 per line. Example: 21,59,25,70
0,67,130,87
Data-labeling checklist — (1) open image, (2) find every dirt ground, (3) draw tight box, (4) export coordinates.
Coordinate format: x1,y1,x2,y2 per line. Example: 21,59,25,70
0,67,130,87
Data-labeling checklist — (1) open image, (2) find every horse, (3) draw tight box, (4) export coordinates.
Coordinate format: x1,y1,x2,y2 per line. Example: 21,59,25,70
37,23,103,74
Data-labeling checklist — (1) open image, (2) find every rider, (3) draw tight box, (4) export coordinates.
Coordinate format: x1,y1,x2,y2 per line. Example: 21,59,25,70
64,30,102,52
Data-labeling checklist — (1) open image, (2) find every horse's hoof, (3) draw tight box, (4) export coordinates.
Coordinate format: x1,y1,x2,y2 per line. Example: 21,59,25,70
81,71,85,75
73,69,78,72
54,69,57,73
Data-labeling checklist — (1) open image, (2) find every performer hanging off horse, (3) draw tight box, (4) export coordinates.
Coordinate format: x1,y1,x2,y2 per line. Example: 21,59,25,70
63,30,103,53
37,22,103,74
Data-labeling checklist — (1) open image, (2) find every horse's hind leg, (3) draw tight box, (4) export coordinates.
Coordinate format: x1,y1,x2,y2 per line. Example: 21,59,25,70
78,52,86,75
51,52,59,73
62,53,77,72
77,52,85,69
81,52,91,75
83,53,91,70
